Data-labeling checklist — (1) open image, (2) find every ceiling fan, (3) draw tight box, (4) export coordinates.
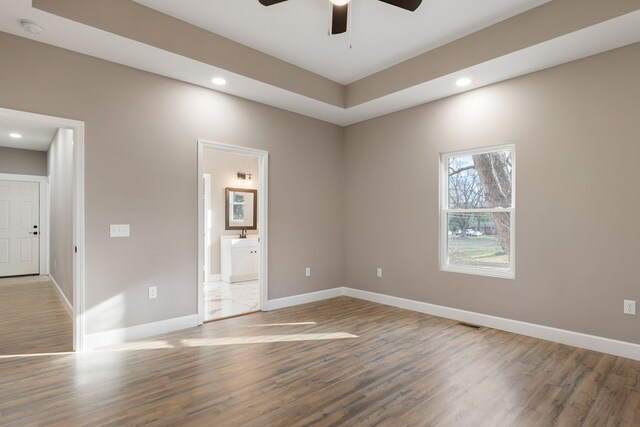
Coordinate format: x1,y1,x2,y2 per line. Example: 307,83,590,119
258,0,423,35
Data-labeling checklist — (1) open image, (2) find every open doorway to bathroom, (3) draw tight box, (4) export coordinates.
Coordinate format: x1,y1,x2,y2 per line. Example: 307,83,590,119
198,141,268,323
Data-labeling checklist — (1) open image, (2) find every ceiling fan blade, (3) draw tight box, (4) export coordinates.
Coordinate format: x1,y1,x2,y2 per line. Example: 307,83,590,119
331,4,349,35
258,0,288,6
377,0,422,12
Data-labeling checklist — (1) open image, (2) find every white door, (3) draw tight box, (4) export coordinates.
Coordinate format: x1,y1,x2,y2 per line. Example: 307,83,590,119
0,180,40,277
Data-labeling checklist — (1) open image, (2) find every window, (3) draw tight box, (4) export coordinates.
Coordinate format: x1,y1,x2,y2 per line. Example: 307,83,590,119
440,144,515,278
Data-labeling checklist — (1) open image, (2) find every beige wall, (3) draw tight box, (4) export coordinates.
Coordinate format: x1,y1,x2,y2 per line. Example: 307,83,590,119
0,33,344,335
0,146,47,176
2,30,638,346
203,150,259,276
344,43,640,344
48,128,74,303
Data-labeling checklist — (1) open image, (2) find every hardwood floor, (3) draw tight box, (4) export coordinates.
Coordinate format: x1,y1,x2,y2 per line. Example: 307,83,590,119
1,296,640,426
0,275,72,356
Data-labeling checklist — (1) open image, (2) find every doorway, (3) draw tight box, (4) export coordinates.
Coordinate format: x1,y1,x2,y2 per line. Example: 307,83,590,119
0,107,85,352
197,140,268,324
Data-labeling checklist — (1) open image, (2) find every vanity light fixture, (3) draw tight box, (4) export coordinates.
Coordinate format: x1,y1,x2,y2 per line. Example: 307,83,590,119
237,172,252,183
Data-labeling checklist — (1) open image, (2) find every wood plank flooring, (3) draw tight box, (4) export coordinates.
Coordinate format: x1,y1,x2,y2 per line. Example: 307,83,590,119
1,296,640,426
0,275,72,356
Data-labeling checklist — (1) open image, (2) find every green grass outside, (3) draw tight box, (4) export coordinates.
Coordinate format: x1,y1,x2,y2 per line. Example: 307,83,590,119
448,235,509,267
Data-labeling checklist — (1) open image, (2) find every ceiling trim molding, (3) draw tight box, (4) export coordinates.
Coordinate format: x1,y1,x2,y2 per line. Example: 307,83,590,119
343,11,640,125
32,0,346,108
347,0,640,107
1,0,638,126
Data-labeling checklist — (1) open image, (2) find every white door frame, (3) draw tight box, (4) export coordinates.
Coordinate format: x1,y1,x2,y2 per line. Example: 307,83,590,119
197,140,269,325
0,173,48,276
0,107,86,352
203,173,213,283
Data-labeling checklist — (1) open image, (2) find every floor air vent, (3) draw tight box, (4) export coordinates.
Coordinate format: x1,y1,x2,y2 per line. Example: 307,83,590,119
458,322,482,329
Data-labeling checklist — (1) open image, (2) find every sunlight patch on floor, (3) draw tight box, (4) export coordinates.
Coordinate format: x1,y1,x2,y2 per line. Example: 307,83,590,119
180,332,358,347
0,351,75,359
241,322,318,327
101,340,176,351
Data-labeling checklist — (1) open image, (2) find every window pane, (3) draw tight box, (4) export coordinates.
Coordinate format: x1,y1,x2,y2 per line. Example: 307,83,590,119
448,149,513,209
447,212,511,270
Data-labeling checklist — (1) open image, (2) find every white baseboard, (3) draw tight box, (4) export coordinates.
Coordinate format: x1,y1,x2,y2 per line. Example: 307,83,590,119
265,287,343,311
343,287,640,361
48,274,72,317
79,285,640,360
84,314,199,350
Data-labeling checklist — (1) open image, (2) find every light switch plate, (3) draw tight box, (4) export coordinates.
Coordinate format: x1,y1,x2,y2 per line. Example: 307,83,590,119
149,286,157,299
377,268,383,278
305,267,311,277
110,224,130,238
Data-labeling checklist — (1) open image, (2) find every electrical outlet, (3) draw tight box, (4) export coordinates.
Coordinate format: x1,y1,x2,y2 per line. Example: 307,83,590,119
149,286,157,299
377,268,383,278
305,267,311,277
624,300,636,315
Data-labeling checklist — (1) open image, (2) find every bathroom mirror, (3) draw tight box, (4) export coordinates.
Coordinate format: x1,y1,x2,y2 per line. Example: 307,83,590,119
225,187,257,230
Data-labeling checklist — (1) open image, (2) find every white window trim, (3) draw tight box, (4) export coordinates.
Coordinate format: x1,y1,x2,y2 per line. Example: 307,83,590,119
439,143,516,279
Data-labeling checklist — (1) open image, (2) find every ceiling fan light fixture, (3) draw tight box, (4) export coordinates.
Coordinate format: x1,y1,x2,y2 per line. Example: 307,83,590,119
261,0,421,35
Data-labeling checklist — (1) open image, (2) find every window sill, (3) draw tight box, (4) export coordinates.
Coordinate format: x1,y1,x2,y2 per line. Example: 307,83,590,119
440,265,515,280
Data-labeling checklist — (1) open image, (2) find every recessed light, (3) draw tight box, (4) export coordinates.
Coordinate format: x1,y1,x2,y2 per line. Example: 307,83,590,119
9,133,22,139
19,19,44,35
211,77,227,86
456,78,472,87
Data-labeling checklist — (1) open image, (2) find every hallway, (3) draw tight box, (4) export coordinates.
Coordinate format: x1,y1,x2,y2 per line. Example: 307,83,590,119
0,275,72,355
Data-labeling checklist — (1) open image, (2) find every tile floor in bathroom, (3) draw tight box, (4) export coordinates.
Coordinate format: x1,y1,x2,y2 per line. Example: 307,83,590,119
203,280,259,321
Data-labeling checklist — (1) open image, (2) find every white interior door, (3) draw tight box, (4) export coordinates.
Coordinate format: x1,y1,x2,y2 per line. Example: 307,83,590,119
0,180,40,277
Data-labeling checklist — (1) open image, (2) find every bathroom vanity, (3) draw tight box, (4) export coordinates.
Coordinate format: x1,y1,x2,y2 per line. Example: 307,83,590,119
220,235,259,283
